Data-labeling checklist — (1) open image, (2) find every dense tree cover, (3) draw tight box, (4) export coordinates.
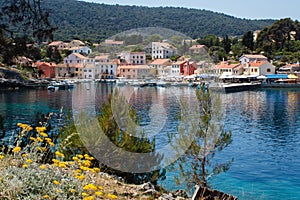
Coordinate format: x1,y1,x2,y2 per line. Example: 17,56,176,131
194,18,300,64
36,0,274,42
0,0,56,65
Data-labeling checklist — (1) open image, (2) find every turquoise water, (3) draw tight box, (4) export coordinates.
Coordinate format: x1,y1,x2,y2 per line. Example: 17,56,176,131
0,84,300,199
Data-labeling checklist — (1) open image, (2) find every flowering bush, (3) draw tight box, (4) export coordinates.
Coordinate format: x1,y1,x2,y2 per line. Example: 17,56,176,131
0,123,119,199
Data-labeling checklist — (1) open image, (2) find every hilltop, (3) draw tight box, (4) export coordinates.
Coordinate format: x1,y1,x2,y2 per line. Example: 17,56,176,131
39,0,274,42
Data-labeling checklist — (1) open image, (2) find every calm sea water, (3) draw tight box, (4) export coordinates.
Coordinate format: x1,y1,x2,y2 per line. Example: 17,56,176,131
0,83,300,199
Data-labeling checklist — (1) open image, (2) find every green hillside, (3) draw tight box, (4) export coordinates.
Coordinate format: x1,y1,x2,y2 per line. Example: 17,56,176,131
41,0,274,42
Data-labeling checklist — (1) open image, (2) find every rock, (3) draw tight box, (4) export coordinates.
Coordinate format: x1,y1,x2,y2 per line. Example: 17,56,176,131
159,193,176,200
139,182,155,191
172,190,188,198
142,189,158,196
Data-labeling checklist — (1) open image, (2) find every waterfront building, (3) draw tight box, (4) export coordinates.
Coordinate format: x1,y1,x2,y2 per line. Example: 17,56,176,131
118,65,151,79
171,60,187,77
243,61,276,76
149,59,172,76
213,61,242,76
35,62,56,78
95,59,118,79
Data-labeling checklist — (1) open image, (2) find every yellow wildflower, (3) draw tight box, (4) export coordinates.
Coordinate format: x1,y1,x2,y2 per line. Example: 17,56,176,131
58,162,67,168
75,174,85,180
26,126,33,131
55,151,64,158
69,161,75,165
82,192,88,197
37,137,43,143
43,194,50,199
53,180,60,185
107,193,118,199
39,132,48,137
22,164,28,168
98,186,104,190
0,155,4,159
36,127,47,132
82,160,91,167
83,183,98,191
12,146,21,153
26,159,33,163
72,156,79,161
52,159,60,164
83,196,94,200
95,191,103,196
49,142,55,147
77,154,83,159
93,167,100,173
21,153,27,157
29,137,36,141
69,189,76,193
39,165,47,170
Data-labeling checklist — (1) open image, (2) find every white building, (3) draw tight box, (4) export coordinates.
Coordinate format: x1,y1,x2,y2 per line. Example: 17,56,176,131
69,46,92,55
243,61,276,76
121,52,146,65
64,53,87,65
151,42,177,59
95,58,118,79
239,54,268,65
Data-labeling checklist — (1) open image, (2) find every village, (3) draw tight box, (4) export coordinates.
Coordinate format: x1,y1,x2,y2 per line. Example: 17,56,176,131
16,37,299,90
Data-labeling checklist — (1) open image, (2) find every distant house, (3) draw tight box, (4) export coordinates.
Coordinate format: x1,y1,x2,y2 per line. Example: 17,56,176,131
120,52,146,65
171,60,187,76
35,62,56,78
243,61,276,76
278,63,300,74
48,41,68,50
239,54,268,65
82,63,95,79
214,61,243,75
119,65,151,79
55,63,82,78
149,59,172,76
151,42,177,59
69,46,92,55
104,40,124,47
94,55,110,63
182,61,197,76
64,53,87,65
95,59,118,79
189,44,208,55
67,40,85,48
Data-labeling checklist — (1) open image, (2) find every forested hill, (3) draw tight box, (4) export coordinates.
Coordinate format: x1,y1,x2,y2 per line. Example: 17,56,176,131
42,0,274,42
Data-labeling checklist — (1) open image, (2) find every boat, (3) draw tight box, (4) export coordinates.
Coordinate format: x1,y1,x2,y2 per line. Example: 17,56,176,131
209,82,261,93
156,81,170,87
116,77,128,86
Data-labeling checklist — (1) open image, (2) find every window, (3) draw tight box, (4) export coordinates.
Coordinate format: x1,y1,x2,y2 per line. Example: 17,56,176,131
123,69,125,72
89,69,92,72
267,68,271,72
254,69,258,72
141,56,143,59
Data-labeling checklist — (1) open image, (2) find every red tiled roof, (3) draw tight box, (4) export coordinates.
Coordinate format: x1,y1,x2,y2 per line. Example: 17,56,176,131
150,59,171,65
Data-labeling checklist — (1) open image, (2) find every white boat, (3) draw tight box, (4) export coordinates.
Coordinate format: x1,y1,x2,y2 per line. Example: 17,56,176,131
116,77,128,86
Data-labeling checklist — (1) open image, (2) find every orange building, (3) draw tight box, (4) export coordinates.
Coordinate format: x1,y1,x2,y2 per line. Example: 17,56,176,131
35,62,56,78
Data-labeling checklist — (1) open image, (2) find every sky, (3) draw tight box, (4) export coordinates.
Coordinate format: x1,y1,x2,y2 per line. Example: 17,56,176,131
82,0,300,20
